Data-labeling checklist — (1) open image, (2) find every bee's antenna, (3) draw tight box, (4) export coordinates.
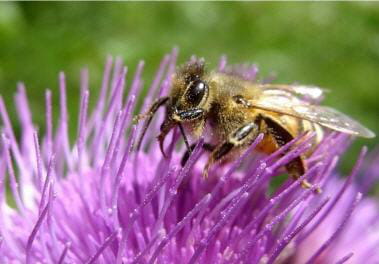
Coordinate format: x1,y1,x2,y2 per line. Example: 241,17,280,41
135,96,169,151
178,123,192,155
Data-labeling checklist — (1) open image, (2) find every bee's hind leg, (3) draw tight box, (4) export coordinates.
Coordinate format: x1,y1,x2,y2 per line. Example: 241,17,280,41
263,116,321,193
286,157,313,188
203,122,260,178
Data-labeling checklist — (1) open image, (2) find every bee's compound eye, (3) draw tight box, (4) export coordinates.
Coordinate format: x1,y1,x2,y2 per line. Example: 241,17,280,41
185,80,207,106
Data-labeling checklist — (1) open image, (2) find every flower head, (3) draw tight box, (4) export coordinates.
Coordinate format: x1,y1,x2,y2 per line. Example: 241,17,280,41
0,49,378,263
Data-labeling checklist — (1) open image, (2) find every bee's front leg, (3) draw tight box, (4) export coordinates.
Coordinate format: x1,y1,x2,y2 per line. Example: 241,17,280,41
203,122,260,178
134,96,169,151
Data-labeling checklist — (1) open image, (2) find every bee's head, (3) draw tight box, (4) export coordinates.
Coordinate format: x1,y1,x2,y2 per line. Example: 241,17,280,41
158,60,211,155
170,60,210,121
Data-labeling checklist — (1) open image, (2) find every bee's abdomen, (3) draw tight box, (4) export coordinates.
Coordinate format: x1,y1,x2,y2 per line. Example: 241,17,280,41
255,115,324,157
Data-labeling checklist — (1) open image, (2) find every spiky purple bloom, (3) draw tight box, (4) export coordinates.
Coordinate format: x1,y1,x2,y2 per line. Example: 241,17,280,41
0,49,378,264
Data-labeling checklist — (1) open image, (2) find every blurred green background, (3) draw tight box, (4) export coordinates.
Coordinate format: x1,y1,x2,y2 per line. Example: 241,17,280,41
0,2,378,174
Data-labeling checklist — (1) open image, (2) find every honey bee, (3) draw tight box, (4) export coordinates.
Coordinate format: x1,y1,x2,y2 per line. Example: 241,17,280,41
135,60,375,191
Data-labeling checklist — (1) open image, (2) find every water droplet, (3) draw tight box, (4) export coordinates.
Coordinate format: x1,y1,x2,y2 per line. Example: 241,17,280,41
200,238,207,246
260,162,267,169
158,228,166,236
265,167,273,174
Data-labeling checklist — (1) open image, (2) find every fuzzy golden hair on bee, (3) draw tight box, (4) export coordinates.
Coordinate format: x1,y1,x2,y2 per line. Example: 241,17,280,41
180,59,206,81
171,60,206,99
135,58,375,194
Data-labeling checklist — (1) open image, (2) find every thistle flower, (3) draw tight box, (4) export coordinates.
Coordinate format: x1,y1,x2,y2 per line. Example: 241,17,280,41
0,49,378,264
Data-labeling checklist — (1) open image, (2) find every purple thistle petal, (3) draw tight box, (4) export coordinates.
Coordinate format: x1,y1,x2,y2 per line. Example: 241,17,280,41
237,184,320,263
33,130,44,191
57,72,73,172
26,186,53,264
127,166,179,262
92,67,127,162
110,95,136,168
149,193,212,264
238,163,322,245
144,55,170,109
86,230,118,264
44,89,53,165
198,133,264,222
359,148,379,194
128,61,144,102
218,55,227,72
99,109,124,214
57,242,71,264
0,96,26,176
305,193,363,264
2,134,25,213
267,197,330,264
77,89,89,176
116,162,182,264
297,147,367,244
38,154,55,215
111,125,137,214
25,206,48,263
88,56,113,155
152,140,204,235
109,57,123,102
0,51,378,264
158,47,178,98
335,252,354,264
15,83,33,133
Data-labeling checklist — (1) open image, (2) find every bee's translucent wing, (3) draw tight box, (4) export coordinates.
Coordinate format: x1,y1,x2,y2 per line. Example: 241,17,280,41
258,84,327,103
249,94,375,138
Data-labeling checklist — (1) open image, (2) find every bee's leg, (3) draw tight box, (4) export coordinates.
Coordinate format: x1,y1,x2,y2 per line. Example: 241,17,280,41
204,122,260,178
134,96,169,151
158,108,205,157
181,143,215,166
262,116,321,193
